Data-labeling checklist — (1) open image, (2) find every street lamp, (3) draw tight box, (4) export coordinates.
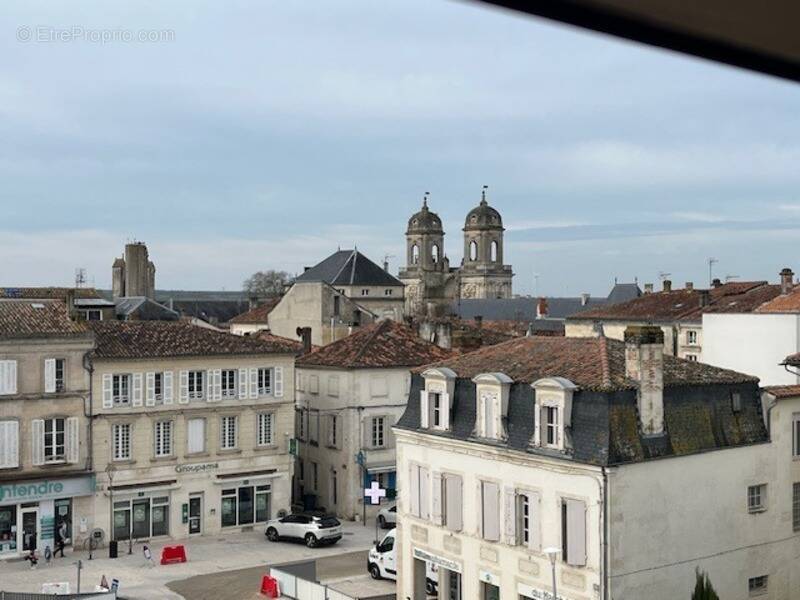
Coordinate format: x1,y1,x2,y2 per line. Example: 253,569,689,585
543,547,561,600
104,463,116,558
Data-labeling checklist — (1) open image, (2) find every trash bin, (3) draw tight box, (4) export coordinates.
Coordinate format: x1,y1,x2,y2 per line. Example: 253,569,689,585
109,540,118,559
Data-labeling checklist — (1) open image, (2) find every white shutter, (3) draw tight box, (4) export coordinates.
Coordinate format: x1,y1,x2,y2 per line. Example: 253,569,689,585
0,421,20,469
419,467,430,521
132,373,143,407
145,372,156,406
566,499,587,566
504,486,517,545
529,492,542,551
445,474,463,531
31,419,45,466
441,392,450,429
420,390,429,428
66,417,80,464
482,481,500,541
44,358,56,393
187,418,205,454
102,374,113,409
409,464,420,517
179,370,189,404
239,368,248,399
431,471,443,525
0,360,17,395
163,371,174,404
209,369,221,402
249,368,258,399
274,367,284,397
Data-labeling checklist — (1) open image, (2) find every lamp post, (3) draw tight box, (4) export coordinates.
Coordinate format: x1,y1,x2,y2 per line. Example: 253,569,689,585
105,463,116,558
543,547,561,600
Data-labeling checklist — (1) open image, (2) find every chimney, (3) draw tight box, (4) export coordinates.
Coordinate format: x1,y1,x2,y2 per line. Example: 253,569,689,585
536,297,548,319
65,289,78,321
780,268,794,294
699,290,711,307
662,279,672,292
685,282,693,291
711,278,722,288
624,326,664,436
474,315,483,329
249,295,259,311
643,283,654,295
592,321,605,337
296,327,312,355
383,260,389,272
580,292,590,306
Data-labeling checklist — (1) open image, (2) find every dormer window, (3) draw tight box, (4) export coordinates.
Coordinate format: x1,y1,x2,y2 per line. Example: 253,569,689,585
472,373,513,441
431,392,443,427
532,377,577,452
543,406,559,446
420,368,456,431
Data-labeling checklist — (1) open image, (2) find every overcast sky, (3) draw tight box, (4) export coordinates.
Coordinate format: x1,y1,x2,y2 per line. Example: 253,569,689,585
3,1,800,296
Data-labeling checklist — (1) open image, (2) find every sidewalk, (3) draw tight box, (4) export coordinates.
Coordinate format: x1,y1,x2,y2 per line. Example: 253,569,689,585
0,520,379,600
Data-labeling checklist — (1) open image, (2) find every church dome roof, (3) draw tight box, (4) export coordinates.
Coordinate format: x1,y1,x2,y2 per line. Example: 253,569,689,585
464,191,503,231
407,197,443,234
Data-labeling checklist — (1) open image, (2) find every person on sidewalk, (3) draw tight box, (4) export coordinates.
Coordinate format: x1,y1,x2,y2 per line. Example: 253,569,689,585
24,549,38,569
55,521,68,558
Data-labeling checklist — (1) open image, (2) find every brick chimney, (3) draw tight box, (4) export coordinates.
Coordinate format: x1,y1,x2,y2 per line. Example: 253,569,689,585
644,283,654,295
662,280,672,292
65,289,78,321
780,268,794,294
296,327,312,355
685,282,693,290
624,325,665,436
536,297,548,319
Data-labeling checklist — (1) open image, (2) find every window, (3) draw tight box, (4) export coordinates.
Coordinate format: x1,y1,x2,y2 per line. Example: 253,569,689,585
113,496,169,540
411,244,419,264
333,295,340,317
793,413,800,458
544,406,559,446
113,423,131,460
686,354,699,362
258,368,272,395
793,482,800,532
296,409,306,439
361,289,370,296
221,416,238,450
153,372,164,404
221,370,237,398
431,243,439,264
308,375,319,394
731,392,742,413
309,411,319,445
0,420,20,469
222,484,271,526
113,374,131,405
748,484,766,512
562,498,587,566
748,575,768,596
84,309,102,321
384,288,393,296
187,418,206,454
519,493,531,546
328,415,338,447
480,481,500,541
372,417,385,448
44,417,66,463
479,392,497,439
687,330,698,344
0,360,17,395
154,421,173,457
442,473,463,531
257,413,274,446
469,240,478,261
490,240,498,262
409,464,430,519
188,371,205,401
311,461,318,491
431,392,442,428
52,359,65,393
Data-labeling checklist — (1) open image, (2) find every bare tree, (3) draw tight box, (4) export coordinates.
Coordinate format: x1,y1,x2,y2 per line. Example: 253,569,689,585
243,270,293,298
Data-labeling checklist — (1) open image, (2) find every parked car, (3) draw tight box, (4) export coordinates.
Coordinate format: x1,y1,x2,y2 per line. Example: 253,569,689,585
369,528,438,594
377,504,397,529
265,513,342,548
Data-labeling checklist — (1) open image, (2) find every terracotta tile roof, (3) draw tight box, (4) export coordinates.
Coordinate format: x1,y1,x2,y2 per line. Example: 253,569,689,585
755,287,800,313
570,281,779,323
89,320,299,359
0,287,101,300
297,320,452,369
762,384,800,398
252,330,305,354
418,335,756,391
0,300,90,338
228,298,281,324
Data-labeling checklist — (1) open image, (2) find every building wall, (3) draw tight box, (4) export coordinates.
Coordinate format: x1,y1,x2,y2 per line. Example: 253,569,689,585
395,430,603,600
229,322,270,336
566,321,679,356
702,313,800,386
337,285,404,322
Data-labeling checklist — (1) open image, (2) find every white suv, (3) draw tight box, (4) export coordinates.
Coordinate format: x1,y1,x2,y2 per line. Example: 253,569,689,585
377,504,397,529
265,513,342,548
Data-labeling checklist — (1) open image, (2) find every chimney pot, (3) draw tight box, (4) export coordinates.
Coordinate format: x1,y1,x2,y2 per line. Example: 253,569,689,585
711,278,722,288
580,292,590,306
662,279,672,292
685,282,693,290
624,325,665,436
780,268,795,294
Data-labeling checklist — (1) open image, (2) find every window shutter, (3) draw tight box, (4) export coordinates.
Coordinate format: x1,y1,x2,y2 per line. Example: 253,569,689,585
66,417,80,464
179,370,189,404
274,367,284,397
0,421,19,468
420,390,429,428
566,499,587,566
249,368,258,399
419,467,430,520
441,392,450,429
239,368,248,399
145,372,156,406
102,374,113,409
132,373,144,407
163,371,174,404
431,471,443,525
482,482,500,541
187,418,205,453
530,492,542,551
539,405,547,446
504,486,517,545
0,360,17,395
409,464,420,517
205,370,214,402
31,419,45,466
44,358,56,393
210,369,221,402
445,475,463,531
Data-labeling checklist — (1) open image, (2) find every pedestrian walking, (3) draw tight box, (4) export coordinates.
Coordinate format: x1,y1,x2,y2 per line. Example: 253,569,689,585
142,544,155,567
55,520,68,558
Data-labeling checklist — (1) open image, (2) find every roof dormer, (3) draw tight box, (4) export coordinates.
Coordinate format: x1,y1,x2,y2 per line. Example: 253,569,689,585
472,372,513,441
420,367,457,431
532,377,577,451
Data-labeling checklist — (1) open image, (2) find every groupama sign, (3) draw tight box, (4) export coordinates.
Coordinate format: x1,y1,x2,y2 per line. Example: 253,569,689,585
0,476,94,505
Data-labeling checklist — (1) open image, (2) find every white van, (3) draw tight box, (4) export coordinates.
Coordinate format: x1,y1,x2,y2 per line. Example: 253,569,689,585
368,528,438,594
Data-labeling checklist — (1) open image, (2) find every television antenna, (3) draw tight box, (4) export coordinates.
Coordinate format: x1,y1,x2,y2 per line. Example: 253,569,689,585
708,257,718,285
74,268,87,288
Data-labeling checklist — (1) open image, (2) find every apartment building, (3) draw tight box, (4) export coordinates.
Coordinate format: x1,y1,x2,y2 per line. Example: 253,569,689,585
394,328,800,600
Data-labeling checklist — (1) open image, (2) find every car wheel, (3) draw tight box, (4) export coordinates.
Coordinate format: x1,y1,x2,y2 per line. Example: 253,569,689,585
369,563,382,580
266,528,279,542
305,533,318,548
378,515,386,529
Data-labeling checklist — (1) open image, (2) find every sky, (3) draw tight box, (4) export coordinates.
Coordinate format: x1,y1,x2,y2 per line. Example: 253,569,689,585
2,1,800,297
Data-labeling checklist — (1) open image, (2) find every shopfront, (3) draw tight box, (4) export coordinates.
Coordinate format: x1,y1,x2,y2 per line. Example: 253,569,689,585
216,471,277,530
0,475,95,558
110,482,176,542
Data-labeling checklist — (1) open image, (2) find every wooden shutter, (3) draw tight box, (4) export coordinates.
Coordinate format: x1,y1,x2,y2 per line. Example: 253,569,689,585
163,371,174,404
187,418,205,453
409,464,420,517
31,419,45,466
431,471,443,525
238,368,248,399
102,374,113,409
210,369,222,402
420,390,429,428
132,373,144,407
179,370,189,404
566,499,587,566
44,358,56,393
0,360,17,395
504,486,517,545
0,420,20,468
445,474,463,531
529,492,542,551
419,467,430,520
66,417,80,464
145,372,156,406
441,392,450,429
274,367,283,397
482,481,500,541
249,368,258,399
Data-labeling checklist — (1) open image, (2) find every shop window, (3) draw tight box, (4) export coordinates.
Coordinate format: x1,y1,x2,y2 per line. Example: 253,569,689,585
222,484,271,527
0,505,17,553
113,496,169,540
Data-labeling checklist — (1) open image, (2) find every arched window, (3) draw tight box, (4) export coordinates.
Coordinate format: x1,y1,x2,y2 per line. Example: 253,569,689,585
431,244,439,264
469,240,478,261
491,240,498,262
411,244,419,265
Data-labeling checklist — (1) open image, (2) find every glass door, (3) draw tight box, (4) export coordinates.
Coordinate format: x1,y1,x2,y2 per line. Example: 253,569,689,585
21,508,38,552
189,495,202,535
54,499,72,545
132,500,150,539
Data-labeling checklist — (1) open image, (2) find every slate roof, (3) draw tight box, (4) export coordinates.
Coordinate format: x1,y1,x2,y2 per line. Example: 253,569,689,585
115,297,180,321
89,320,300,359
0,300,90,338
228,298,281,324
295,250,403,287
0,287,101,300
297,319,452,369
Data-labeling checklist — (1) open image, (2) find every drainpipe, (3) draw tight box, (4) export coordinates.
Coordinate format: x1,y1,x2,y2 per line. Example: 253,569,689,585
602,466,609,600
82,350,94,472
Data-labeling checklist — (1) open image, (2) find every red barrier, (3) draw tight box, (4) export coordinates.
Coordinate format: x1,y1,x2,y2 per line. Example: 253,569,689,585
260,575,279,597
160,545,187,565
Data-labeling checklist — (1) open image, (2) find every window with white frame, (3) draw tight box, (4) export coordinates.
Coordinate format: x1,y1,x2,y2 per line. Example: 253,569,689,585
686,330,698,344
327,375,339,397
221,369,237,398
793,482,800,532
371,416,385,448
561,498,587,566
431,392,443,428
153,372,164,404
188,371,205,401
221,416,238,450
793,413,800,458
543,406,559,447
296,409,306,439
44,417,66,462
187,418,206,454
748,575,768,596
480,480,500,541
154,420,173,457
257,413,274,446
479,391,497,439
113,374,131,405
686,354,699,362
748,484,767,512
258,368,272,395
0,420,20,469
0,360,17,396
328,414,338,447
84,309,102,321
408,464,430,519
53,359,66,392
519,493,531,546
113,423,131,460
